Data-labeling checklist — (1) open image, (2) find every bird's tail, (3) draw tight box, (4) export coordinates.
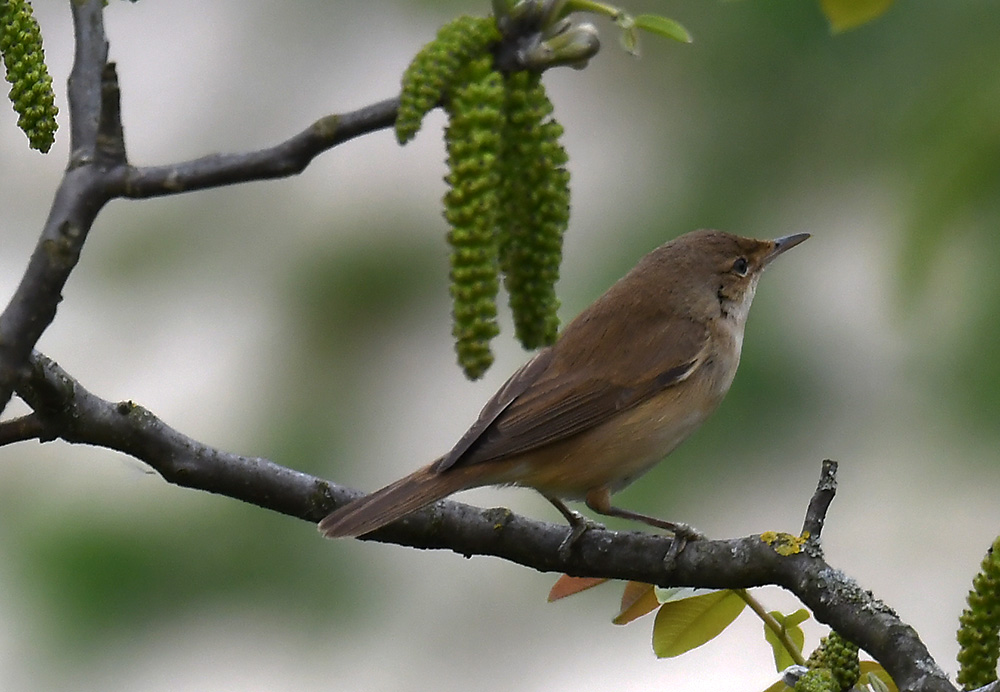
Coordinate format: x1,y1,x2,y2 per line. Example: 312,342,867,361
318,462,476,538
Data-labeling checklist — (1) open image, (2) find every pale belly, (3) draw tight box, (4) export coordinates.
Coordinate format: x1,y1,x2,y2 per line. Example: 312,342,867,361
489,381,728,499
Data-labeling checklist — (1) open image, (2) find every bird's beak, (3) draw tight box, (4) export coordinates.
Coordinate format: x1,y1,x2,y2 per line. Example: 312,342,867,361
763,233,810,267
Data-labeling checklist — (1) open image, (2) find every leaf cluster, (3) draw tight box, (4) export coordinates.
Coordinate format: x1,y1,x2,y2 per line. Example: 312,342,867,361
548,575,898,692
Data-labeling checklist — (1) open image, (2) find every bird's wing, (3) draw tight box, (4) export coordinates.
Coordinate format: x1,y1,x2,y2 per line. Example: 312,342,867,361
435,313,710,470
434,348,554,472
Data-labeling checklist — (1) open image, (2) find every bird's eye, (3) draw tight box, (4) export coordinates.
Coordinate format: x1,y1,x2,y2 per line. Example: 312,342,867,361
732,257,749,276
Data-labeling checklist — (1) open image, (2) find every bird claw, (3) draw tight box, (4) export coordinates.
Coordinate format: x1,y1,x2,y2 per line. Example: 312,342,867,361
557,510,605,560
662,522,705,567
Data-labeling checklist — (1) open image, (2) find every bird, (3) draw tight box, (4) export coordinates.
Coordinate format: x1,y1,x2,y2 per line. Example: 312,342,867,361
319,229,809,552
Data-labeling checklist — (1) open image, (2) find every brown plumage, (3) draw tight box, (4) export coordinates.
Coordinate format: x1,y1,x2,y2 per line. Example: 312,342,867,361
319,229,809,541
319,462,485,538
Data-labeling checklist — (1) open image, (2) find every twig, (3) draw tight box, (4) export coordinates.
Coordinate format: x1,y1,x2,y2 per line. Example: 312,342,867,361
112,97,399,198
95,62,125,165
67,0,109,161
736,589,807,667
801,458,838,542
0,413,46,445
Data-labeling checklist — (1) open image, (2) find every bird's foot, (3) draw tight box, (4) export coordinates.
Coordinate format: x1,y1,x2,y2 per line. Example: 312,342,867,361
662,522,705,566
557,509,606,560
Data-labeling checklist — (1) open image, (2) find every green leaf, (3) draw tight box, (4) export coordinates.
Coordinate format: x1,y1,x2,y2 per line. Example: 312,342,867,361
763,609,808,672
818,0,894,33
783,608,810,628
653,586,717,603
651,589,747,658
634,14,692,43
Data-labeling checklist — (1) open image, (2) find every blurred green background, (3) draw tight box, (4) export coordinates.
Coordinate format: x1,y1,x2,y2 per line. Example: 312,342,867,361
1,1,999,690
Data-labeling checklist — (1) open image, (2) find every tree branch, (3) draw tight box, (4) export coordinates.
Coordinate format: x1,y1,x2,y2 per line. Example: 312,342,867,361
67,0,108,162
0,0,399,416
8,351,958,692
801,458,837,540
0,413,46,445
0,0,113,415
108,97,399,198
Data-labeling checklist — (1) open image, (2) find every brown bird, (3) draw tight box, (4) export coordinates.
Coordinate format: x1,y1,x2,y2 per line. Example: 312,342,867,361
319,229,808,550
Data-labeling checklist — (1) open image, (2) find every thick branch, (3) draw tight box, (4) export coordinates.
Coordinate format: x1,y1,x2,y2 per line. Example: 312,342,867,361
9,351,957,692
0,0,113,415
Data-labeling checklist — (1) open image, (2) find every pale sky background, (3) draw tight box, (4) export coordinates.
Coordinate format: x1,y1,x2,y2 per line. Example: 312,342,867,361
2,1,1000,691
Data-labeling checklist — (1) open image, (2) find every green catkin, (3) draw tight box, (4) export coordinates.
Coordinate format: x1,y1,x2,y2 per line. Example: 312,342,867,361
496,70,568,349
0,0,57,152
805,641,827,669
442,54,506,379
804,632,860,692
396,15,501,145
957,536,1000,690
401,12,574,377
795,668,836,692
824,632,861,691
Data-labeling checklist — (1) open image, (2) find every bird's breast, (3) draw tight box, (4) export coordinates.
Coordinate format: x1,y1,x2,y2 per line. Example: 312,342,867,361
488,371,732,499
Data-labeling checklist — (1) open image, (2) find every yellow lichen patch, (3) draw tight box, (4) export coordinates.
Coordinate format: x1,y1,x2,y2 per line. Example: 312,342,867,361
760,531,808,556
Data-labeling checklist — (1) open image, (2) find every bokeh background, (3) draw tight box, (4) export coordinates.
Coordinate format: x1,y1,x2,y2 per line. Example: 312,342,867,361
2,1,1000,690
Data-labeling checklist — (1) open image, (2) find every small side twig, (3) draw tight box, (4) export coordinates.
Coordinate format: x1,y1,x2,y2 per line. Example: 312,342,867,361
801,458,838,543
0,413,46,445
113,98,400,198
736,588,807,667
67,0,109,161
95,62,125,165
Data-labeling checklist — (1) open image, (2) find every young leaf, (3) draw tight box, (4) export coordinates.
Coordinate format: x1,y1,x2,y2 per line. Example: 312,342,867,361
613,581,659,625
617,22,640,56
654,586,718,603
859,661,899,692
818,0,894,33
548,575,608,602
652,589,747,658
783,608,810,628
763,609,808,672
634,14,692,43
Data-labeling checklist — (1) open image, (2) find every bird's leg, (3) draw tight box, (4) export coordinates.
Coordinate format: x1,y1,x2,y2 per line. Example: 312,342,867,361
584,488,705,564
545,495,605,560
